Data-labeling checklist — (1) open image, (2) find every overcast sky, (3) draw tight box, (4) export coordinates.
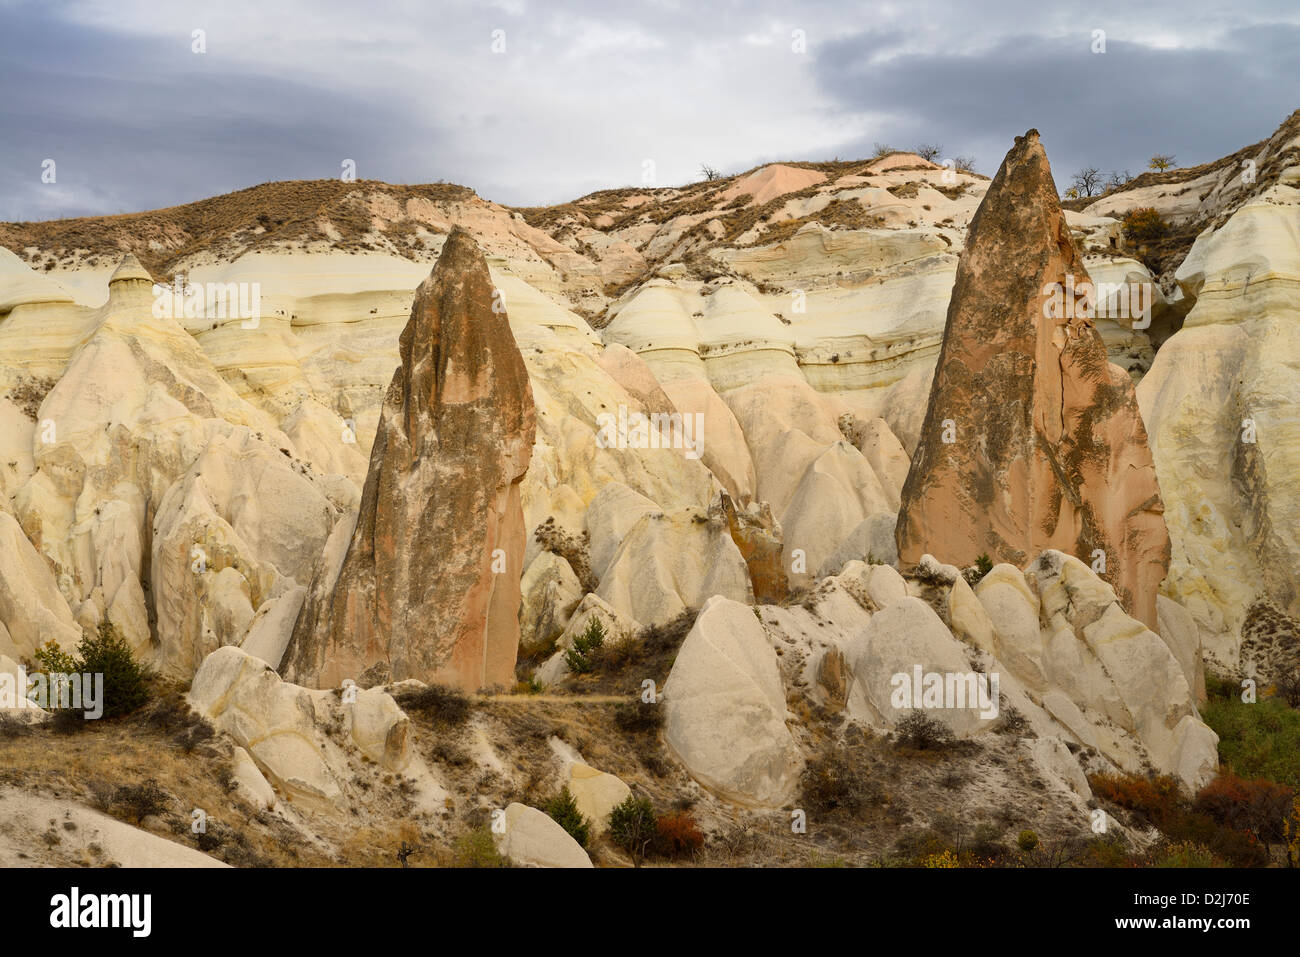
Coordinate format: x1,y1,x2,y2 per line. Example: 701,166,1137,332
2,0,1298,221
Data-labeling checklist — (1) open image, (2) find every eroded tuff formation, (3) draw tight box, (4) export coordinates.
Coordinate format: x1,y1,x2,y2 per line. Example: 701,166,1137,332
896,131,1170,630
283,228,536,691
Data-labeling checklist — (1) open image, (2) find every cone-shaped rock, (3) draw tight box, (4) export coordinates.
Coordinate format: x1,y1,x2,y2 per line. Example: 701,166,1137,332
895,130,1169,630
284,227,536,690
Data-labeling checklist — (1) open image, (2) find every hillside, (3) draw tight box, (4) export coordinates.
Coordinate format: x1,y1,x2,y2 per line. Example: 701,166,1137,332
1,111,1298,871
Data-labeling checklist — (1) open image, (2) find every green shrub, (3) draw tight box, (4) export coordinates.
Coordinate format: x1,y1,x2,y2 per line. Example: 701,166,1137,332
34,623,149,719
1203,694,1300,789
968,821,1006,861
607,794,657,867
1204,671,1237,702
543,787,591,849
974,553,993,577
1017,830,1040,852
33,640,78,675
83,624,150,718
1275,671,1300,708
563,618,607,674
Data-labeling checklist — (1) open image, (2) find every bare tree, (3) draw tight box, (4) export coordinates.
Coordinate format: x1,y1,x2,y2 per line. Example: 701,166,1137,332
1070,166,1103,196
1148,153,1177,172
953,155,977,174
699,164,721,181
872,142,897,159
913,142,943,162
1104,169,1134,191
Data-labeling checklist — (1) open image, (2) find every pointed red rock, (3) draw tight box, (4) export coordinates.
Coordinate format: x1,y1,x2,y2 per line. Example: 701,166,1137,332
284,227,536,690
895,131,1170,629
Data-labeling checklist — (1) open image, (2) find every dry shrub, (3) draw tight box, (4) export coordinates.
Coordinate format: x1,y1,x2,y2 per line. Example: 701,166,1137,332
654,810,704,858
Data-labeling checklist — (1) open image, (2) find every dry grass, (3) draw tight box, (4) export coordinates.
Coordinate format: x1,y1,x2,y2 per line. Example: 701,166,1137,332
0,179,475,278
0,696,330,867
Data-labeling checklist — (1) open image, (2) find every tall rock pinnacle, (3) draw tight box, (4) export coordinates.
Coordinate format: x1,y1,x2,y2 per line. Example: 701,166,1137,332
895,130,1170,630
284,227,537,690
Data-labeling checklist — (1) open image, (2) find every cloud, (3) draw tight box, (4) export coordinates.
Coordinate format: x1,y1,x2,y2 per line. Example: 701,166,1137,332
810,22,1300,182
0,0,1297,220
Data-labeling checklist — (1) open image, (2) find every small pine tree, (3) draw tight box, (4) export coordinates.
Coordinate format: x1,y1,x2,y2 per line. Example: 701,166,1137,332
543,787,591,848
563,617,607,674
78,621,150,718
607,794,657,867
975,553,993,577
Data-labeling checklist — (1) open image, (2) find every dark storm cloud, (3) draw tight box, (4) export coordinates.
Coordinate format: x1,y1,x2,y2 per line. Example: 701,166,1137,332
0,1,447,220
0,0,1297,221
810,24,1300,183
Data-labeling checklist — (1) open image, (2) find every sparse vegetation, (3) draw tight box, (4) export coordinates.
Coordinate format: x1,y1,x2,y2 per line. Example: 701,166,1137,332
1203,691,1300,789
0,179,476,275
800,742,881,817
1153,841,1223,868
4,374,57,420
395,683,471,726
111,780,170,824
613,699,665,736
894,710,955,751
581,608,696,693
1104,169,1134,191
451,826,511,868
